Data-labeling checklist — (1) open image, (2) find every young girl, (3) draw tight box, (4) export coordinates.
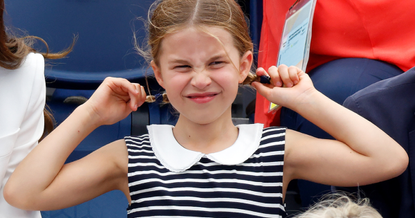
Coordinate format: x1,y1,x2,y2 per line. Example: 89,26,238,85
4,0,408,217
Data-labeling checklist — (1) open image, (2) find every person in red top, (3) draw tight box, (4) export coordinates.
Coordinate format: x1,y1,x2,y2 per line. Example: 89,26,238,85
255,0,415,208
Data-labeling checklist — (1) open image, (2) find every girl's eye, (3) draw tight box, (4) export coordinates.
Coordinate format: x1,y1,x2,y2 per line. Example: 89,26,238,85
175,65,191,69
209,61,226,68
210,61,223,65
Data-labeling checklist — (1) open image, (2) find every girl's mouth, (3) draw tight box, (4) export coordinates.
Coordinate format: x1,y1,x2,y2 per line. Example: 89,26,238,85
187,92,219,104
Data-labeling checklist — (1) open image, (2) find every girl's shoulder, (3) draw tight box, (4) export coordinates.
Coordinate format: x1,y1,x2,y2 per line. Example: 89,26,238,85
258,126,286,152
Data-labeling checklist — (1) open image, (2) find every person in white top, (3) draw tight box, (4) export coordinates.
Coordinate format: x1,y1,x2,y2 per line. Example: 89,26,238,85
0,0,73,216
0,52,45,218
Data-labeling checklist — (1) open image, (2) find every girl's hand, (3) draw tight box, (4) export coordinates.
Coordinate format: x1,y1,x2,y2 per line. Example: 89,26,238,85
252,65,316,110
84,77,147,126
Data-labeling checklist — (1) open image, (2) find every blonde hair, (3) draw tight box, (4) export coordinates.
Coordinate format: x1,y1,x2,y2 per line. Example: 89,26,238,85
137,0,260,103
293,193,382,218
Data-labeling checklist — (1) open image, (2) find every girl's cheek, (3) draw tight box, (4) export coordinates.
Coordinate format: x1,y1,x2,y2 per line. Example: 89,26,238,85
214,68,240,83
167,74,191,89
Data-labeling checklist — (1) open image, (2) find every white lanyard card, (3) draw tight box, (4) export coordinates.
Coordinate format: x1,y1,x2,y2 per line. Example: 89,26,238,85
270,0,317,111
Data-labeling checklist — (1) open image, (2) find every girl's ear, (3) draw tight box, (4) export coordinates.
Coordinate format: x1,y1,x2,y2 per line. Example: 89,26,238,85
151,60,164,88
238,51,254,83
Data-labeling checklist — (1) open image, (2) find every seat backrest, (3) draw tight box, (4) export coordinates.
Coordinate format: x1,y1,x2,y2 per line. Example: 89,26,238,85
4,0,155,89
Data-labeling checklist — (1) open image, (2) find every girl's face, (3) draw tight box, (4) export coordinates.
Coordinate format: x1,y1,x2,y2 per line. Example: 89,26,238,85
152,26,252,125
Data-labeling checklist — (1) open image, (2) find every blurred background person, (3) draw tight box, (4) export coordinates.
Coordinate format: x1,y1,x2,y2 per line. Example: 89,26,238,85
254,0,415,208
338,66,415,218
0,0,73,217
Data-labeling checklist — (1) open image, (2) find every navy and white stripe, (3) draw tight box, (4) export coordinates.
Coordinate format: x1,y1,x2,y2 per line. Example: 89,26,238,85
125,126,286,217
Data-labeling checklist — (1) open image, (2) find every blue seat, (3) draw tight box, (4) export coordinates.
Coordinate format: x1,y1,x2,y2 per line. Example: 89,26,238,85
5,0,156,89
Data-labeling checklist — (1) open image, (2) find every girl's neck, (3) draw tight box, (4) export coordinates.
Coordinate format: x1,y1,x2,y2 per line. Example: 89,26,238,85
173,115,239,154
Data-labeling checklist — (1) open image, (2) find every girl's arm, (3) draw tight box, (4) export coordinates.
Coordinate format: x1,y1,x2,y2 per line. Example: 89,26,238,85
253,65,408,188
4,77,146,210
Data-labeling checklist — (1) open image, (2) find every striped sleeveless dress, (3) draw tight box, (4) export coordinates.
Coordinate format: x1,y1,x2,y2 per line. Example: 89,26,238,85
125,124,287,217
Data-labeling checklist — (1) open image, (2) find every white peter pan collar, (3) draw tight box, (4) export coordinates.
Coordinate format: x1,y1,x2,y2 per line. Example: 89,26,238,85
147,123,264,172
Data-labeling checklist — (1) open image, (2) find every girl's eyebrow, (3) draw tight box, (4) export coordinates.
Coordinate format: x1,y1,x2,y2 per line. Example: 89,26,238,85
167,59,190,65
205,52,231,64
208,54,227,62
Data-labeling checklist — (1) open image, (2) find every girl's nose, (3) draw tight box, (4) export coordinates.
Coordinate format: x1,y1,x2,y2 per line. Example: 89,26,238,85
191,69,211,89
